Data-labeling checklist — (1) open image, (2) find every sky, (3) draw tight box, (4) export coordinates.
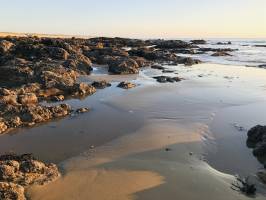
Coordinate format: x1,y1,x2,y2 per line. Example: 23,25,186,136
1,0,266,39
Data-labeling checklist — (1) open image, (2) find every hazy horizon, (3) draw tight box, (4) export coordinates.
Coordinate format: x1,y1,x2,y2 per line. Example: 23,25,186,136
1,0,265,39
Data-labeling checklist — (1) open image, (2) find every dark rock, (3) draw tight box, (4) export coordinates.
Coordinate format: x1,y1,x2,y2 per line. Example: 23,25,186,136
211,52,232,57
117,82,136,89
258,64,266,68
76,108,90,113
151,65,165,70
63,54,92,74
162,70,175,73
108,57,139,74
254,45,266,48
153,76,182,83
71,83,96,96
190,40,207,45
92,81,111,89
155,40,191,49
247,125,266,145
257,171,266,184
217,41,232,45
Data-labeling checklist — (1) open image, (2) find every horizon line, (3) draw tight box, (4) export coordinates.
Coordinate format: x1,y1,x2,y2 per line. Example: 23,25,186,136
0,31,265,40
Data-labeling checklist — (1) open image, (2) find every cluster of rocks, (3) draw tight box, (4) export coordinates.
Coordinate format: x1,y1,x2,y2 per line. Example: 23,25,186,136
0,36,208,134
0,154,60,200
0,83,96,134
153,76,182,83
247,125,266,184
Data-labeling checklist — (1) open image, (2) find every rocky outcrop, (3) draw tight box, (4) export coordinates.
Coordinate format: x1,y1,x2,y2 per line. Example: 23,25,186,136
108,57,139,74
128,48,201,66
0,36,206,134
154,40,192,49
0,154,60,200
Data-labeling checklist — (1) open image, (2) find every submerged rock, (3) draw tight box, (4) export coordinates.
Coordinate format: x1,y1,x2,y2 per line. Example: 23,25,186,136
211,52,232,57
92,80,111,89
117,82,136,89
153,76,182,83
76,107,90,114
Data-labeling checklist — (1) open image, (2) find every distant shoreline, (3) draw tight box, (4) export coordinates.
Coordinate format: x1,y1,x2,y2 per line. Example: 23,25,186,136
0,31,91,39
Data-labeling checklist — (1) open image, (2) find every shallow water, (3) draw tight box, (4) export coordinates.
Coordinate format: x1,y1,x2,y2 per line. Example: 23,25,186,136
180,39,266,67
1,63,266,199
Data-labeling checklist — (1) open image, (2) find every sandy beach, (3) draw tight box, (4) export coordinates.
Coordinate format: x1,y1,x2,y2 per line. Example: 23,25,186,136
4,63,261,199
1,34,266,200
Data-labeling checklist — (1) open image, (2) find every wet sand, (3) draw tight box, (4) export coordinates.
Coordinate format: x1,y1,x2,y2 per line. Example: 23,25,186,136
1,63,266,199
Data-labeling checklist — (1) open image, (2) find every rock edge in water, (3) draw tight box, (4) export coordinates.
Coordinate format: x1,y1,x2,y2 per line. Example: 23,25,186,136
0,153,60,200
247,125,266,184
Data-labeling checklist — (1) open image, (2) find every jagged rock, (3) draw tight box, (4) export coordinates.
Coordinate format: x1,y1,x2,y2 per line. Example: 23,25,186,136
0,153,60,200
0,182,25,200
0,122,8,134
7,116,22,128
92,81,111,89
108,57,139,74
63,54,92,74
71,83,96,96
0,94,18,105
117,82,136,89
17,93,38,105
0,40,14,55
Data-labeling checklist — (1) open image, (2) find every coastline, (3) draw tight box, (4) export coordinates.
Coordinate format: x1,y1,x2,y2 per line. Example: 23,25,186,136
24,63,266,199
0,35,266,199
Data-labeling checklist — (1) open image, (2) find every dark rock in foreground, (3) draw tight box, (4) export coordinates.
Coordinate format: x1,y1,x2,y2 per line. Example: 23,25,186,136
247,125,266,184
0,153,60,200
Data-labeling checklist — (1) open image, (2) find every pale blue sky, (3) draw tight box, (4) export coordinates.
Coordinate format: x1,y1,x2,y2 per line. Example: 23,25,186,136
1,0,265,38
